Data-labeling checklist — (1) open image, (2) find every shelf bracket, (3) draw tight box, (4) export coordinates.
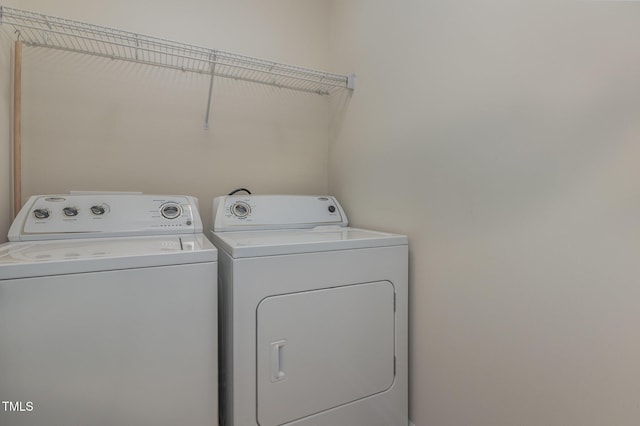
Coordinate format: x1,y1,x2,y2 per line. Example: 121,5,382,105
204,52,216,130
347,73,357,90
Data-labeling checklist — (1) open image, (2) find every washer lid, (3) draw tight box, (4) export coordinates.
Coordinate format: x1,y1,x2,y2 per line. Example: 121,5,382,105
0,234,216,280
210,226,407,258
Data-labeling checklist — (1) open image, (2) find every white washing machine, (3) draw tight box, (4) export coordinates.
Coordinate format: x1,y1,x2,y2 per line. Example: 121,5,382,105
0,193,217,426
210,195,408,426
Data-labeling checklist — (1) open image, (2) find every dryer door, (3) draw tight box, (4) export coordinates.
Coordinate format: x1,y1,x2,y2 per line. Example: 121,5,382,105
256,281,395,426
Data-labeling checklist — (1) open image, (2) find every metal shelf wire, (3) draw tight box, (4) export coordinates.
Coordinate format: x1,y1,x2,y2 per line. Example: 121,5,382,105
0,5,355,126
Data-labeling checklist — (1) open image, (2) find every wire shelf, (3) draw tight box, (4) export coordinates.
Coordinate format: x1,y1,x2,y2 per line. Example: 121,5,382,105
0,5,355,96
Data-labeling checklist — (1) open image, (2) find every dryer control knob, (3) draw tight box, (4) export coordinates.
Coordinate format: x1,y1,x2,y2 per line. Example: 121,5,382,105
33,208,50,219
161,203,182,219
231,201,250,218
63,207,79,217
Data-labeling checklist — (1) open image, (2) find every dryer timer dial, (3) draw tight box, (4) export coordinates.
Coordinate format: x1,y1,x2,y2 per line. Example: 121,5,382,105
231,201,251,218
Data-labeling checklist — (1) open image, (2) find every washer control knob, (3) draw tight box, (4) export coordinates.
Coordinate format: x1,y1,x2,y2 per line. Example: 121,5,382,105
33,208,50,219
161,203,182,219
63,207,79,217
328,205,336,213
90,204,107,215
231,201,250,218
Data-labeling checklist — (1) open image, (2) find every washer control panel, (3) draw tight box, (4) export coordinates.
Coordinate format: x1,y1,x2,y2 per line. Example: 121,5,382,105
9,194,203,241
212,195,348,231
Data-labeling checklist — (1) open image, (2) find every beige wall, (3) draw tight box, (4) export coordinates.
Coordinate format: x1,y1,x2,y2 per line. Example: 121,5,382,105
329,2,640,426
6,2,640,426
0,0,332,236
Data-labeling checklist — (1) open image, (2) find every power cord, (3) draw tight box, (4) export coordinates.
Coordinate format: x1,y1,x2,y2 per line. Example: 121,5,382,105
228,188,252,195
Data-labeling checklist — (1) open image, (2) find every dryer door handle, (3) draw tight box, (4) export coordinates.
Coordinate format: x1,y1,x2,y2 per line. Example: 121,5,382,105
270,340,287,382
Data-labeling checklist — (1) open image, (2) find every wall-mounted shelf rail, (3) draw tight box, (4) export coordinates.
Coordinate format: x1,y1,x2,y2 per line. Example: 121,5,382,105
0,5,355,127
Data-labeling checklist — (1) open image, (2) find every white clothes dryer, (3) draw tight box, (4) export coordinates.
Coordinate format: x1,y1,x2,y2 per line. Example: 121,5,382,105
210,195,408,426
0,193,217,426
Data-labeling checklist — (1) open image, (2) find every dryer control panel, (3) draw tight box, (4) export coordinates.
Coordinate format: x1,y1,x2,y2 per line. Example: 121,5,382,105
212,195,348,231
9,194,203,241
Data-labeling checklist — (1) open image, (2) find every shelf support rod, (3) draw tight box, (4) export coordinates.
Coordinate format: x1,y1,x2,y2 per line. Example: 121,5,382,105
13,40,22,217
204,52,216,130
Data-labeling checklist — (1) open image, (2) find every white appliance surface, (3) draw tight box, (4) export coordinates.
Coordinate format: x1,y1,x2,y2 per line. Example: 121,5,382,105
257,281,396,426
0,234,214,279
210,226,407,257
9,193,202,241
212,195,408,426
0,193,218,426
212,195,348,231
